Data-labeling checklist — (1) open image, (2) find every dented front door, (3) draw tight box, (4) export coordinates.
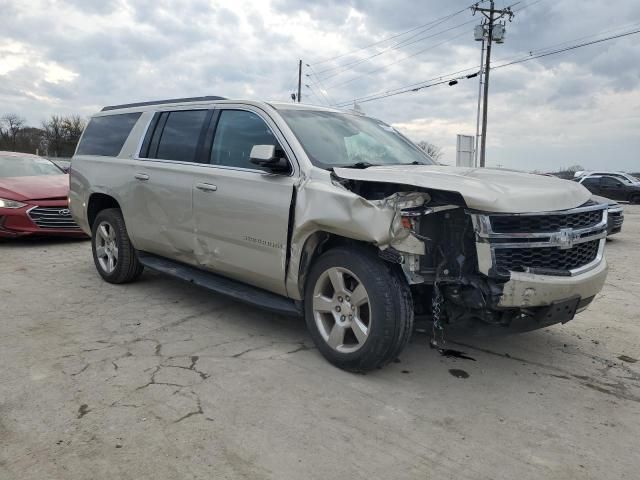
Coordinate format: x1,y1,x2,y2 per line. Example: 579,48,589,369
193,108,295,296
193,168,294,296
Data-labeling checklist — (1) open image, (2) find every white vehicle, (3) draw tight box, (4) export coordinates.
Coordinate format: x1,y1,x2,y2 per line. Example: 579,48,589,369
70,97,610,372
574,170,640,185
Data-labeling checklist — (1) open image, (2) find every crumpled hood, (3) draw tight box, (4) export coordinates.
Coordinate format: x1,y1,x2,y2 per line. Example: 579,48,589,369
0,174,69,201
333,165,591,213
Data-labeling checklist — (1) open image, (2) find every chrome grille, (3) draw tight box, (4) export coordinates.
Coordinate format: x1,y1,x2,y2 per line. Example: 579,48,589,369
491,209,603,233
494,240,600,273
28,206,80,229
471,203,608,277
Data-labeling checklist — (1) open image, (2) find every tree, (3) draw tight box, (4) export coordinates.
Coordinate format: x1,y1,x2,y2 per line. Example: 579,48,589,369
566,164,585,173
416,140,443,162
42,115,65,157
62,114,85,146
1,113,26,151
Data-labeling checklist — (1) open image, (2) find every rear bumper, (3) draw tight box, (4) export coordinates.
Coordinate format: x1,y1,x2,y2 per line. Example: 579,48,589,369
0,203,86,238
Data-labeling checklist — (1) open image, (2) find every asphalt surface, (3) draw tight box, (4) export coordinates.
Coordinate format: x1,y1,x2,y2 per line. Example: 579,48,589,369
1,205,639,480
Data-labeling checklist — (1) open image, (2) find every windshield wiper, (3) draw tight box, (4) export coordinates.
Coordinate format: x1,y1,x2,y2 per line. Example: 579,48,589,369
341,161,379,169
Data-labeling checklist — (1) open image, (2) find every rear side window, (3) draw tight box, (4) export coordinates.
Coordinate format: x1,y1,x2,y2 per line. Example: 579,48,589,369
211,110,280,169
582,178,600,187
76,112,141,156
147,110,209,162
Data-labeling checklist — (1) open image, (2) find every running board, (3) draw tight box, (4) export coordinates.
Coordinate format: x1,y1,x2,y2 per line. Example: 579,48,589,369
137,252,302,317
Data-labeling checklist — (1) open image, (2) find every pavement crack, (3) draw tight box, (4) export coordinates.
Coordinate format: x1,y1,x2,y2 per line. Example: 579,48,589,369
71,364,89,376
173,390,203,424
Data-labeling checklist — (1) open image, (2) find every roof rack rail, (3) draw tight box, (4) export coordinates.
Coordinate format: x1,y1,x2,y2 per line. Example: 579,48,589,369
101,96,227,112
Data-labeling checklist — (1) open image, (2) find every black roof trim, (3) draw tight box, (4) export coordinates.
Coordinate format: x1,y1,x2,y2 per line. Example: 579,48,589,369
101,96,227,112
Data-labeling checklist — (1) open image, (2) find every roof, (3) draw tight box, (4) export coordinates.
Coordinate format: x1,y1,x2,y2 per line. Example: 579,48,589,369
96,97,344,116
101,96,227,111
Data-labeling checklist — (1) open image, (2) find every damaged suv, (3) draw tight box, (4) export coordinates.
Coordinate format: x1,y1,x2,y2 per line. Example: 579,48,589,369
70,97,609,372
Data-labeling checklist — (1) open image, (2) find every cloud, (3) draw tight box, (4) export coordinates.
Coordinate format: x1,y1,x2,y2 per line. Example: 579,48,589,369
1,0,639,171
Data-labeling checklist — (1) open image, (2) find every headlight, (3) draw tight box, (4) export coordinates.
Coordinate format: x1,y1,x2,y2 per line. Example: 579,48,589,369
0,198,27,209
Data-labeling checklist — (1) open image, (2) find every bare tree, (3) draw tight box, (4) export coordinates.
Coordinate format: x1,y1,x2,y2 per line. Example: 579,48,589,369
42,115,65,157
566,164,585,173
1,113,26,151
416,140,443,162
62,114,85,145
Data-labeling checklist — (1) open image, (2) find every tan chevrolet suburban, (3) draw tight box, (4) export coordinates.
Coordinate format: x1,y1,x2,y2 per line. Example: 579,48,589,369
70,96,609,371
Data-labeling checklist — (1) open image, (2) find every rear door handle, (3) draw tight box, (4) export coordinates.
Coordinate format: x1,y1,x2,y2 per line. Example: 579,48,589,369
195,183,218,192
134,173,150,181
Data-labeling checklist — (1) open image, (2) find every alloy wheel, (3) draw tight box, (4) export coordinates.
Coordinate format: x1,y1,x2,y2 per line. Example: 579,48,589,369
312,267,371,353
95,221,118,274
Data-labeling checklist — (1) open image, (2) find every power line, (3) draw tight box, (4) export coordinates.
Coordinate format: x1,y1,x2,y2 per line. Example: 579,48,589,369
312,10,477,79
492,28,640,70
325,27,474,90
315,18,478,84
306,64,338,105
331,26,640,107
309,2,488,67
314,0,527,90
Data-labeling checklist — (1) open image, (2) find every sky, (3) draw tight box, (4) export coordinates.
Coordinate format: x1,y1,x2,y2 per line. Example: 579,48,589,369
1,0,639,171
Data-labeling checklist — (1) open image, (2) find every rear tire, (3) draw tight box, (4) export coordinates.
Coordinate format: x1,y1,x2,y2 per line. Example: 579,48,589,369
304,246,413,372
631,195,640,205
91,208,143,284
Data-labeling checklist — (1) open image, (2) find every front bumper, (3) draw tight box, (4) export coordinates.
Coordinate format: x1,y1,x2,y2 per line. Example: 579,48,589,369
0,202,85,238
498,255,608,309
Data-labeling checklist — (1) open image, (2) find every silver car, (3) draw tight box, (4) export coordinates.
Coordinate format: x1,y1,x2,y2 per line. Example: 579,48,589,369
70,97,609,371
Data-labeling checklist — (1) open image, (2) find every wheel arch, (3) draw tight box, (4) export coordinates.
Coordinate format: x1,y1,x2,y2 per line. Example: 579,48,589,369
87,193,121,229
294,231,382,300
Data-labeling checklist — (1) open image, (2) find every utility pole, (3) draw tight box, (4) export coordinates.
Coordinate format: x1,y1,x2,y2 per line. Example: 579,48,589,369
472,2,514,167
474,38,485,168
297,60,302,103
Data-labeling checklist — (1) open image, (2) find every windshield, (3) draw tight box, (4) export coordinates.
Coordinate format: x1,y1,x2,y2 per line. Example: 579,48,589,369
0,155,63,177
279,110,435,168
624,174,640,183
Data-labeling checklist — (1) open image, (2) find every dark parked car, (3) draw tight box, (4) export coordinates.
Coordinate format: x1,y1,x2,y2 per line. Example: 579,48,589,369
577,175,640,204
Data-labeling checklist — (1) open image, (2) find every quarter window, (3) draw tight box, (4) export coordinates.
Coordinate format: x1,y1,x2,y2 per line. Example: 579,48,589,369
76,112,141,157
211,110,280,169
153,110,209,162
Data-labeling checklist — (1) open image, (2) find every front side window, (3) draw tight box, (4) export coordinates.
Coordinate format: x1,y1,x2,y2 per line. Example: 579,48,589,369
279,109,434,169
601,177,622,187
77,112,141,157
154,110,209,162
210,110,280,169
0,155,63,177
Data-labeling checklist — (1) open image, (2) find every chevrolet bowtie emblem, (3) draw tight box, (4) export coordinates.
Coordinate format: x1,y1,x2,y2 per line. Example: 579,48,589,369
551,228,576,249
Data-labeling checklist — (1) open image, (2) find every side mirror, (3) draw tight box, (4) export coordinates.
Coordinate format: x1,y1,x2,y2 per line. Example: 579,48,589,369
249,145,290,174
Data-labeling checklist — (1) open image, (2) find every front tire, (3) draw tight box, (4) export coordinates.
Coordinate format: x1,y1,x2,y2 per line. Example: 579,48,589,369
304,246,413,372
91,208,143,284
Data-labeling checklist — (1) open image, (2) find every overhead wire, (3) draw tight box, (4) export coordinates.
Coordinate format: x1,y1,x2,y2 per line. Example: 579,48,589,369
315,0,525,89
312,8,480,79
331,26,640,107
309,1,488,67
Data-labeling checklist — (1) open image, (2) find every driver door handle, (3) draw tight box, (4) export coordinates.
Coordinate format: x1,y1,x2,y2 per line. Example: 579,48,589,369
195,183,218,192
134,173,150,181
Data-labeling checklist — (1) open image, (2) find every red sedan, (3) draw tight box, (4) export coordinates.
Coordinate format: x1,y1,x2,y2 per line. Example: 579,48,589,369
0,151,85,238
